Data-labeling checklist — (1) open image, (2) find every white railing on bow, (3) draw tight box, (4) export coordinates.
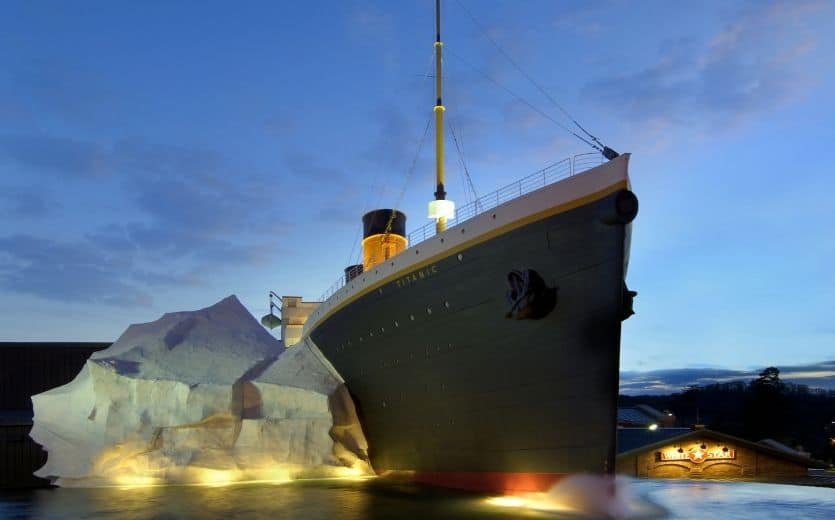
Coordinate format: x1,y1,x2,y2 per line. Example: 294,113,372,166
317,153,604,301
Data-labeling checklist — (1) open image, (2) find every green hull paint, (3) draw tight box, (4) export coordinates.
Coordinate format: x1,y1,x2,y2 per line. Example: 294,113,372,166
311,191,628,475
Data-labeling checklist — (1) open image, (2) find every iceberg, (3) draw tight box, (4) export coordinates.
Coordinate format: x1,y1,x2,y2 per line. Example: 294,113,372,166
30,295,371,487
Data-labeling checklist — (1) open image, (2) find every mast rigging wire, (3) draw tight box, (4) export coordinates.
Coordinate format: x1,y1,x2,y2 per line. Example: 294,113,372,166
447,120,479,207
347,52,437,268
446,48,601,152
381,116,433,241
453,0,609,152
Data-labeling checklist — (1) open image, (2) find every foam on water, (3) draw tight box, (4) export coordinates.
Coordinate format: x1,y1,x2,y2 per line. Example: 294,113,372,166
485,474,667,518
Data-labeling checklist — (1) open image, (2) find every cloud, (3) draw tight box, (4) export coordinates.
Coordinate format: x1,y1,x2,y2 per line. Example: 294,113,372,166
0,234,152,307
0,187,60,219
552,1,612,35
282,150,346,183
583,0,824,130
363,108,431,173
2,57,117,128
0,136,289,306
85,224,136,253
317,206,362,226
620,360,835,395
0,134,110,177
346,4,398,60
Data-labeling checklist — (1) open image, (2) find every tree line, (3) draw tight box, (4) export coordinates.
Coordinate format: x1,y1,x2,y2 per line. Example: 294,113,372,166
619,367,835,464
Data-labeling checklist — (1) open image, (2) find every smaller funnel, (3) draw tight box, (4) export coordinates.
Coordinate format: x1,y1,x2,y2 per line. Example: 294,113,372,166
361,209,407,270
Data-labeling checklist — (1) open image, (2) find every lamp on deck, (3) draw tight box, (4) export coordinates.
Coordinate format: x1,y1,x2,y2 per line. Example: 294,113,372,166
260,291,282,330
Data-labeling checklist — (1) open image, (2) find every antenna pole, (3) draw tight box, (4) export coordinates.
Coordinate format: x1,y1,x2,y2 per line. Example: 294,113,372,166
433,0,447,233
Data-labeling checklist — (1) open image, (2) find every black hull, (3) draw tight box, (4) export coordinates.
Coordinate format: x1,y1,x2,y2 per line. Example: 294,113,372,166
310,188,630,484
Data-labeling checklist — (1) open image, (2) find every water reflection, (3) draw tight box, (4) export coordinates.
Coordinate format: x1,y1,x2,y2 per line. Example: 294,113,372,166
637,480,835,520
0,478,833,519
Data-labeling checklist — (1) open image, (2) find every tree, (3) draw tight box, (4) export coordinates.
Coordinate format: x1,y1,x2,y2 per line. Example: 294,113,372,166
746,366,787,440
752,366,784,392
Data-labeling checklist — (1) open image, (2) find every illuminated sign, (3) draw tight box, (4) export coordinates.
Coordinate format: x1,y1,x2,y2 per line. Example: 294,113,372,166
659,446,736,464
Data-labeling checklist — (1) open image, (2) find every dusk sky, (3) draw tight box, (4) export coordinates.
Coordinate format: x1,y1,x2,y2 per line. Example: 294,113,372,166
1,0,833,374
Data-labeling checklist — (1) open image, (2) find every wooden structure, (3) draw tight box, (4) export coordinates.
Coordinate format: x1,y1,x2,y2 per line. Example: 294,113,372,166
617,428,826,480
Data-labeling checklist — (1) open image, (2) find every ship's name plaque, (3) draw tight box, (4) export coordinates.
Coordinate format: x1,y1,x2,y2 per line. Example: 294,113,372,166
395,264,439,289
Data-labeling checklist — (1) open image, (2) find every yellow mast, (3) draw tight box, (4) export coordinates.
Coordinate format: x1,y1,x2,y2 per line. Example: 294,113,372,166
433,0,447,233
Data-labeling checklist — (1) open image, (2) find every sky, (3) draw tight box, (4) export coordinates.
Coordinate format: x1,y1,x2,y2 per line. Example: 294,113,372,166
1,0,833,375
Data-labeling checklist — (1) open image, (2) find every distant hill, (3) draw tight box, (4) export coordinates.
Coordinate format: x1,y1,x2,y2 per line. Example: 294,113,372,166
620,360,835,395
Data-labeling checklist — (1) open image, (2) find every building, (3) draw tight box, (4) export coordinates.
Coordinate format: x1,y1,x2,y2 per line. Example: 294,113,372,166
618,404,676,428
616,428,828,480
280,296,320,347
0,342,109,488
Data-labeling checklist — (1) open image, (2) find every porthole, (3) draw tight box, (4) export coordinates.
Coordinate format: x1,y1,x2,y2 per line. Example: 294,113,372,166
440,238,444,243
457,253,463,261
415,249,420,255
461,228,466,234
492,213,496,219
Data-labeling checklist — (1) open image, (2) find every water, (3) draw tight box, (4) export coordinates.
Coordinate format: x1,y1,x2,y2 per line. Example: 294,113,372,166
1,478,833,519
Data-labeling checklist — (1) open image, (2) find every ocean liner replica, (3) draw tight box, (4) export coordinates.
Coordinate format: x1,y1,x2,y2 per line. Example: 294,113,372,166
270,1,638,494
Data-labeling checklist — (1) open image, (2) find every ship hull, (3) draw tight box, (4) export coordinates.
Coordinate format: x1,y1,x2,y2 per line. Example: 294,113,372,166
306,157,633,493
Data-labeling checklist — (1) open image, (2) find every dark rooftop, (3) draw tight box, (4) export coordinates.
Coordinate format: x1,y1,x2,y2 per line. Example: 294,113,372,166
617,427,691,453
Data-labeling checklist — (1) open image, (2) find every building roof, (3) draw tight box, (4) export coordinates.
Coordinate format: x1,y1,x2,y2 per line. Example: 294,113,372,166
759,438,812,458
617,407,655,425
617,427,691,453
0,410,34,426
617,405,670,425
617,428,828,469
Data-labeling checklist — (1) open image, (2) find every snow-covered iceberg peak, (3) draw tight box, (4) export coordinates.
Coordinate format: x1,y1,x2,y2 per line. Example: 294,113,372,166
90,295,282,385
30,295,372,487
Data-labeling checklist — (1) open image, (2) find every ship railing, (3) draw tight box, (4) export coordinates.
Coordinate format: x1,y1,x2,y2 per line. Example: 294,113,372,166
317,152,604,301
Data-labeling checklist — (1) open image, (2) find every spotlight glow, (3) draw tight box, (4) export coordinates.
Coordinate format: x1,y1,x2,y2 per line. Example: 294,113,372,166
485,495,529,508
